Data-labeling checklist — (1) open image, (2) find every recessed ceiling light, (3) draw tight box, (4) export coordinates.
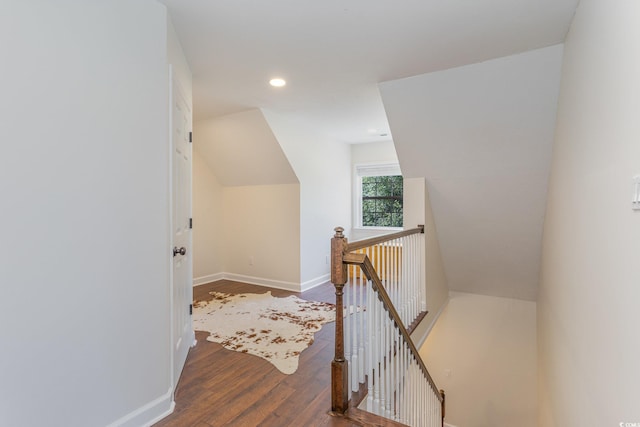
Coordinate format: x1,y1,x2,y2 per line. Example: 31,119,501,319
367,128,378,134
269,78,286,87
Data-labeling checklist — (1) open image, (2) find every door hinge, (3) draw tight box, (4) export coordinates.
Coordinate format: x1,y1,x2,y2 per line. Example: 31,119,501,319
189,303,193,315
189,131,192,143
189,218,193,229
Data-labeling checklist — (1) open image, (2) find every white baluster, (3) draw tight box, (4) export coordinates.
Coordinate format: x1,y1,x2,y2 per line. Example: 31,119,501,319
420,368,424,425
403,342,409,424
411,234,418,322
407,235,412,324
396,238,401,311
413,361,417,423
358,279,365,384
344,278,351,394
366,279,374,413
389,240,395,308
408,234,413,324
378,299,385,415
385,242,391,300
373,293,381,415
350,274,359,392
385,313,391,418
421,232,427,312
403,236,409,326
342,229,439,426
399,237,405,325
393,327,400,421
416,234,422,318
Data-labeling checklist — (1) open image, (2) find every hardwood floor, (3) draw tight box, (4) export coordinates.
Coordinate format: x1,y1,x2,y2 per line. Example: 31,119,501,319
154,280,362,427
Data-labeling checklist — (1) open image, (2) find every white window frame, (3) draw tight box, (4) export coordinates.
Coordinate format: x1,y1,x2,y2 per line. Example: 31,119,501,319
353,162,403,230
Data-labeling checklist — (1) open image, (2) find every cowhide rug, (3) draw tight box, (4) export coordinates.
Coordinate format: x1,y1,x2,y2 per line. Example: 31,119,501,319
193,291,335,374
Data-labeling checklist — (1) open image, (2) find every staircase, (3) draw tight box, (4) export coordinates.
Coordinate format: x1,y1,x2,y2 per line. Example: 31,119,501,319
330,226,445,427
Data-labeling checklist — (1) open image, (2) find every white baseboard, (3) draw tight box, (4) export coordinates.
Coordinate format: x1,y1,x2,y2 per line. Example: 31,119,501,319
218,272,301,292
300,273,330,291
444,423,458,427
193,272,330,293
106,387,174,427
193,272,224,287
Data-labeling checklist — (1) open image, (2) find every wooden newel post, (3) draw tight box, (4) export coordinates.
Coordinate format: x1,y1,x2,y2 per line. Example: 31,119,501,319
440,389,446,427
331,227,349,414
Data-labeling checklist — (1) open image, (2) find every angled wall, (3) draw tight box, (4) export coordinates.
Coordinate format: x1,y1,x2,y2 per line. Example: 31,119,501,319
380,45,563,301
194,107,352,291
262,109,352,288
195,109,298,187
538,0,640,424
193,109,301,289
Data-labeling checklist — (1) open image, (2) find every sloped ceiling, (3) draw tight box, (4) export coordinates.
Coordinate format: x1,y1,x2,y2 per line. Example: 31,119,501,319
163,1,580,300
380,45,564,301
162,0,578,143
194,109,298,186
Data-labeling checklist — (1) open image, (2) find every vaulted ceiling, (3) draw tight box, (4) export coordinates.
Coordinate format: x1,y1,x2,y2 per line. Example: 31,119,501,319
381,46,564,300
162,0,580,300
161,0,578,143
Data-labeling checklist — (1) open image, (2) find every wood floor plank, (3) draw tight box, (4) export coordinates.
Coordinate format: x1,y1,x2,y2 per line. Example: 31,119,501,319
223,382,297,426
154,280,364,427
200,372,286,425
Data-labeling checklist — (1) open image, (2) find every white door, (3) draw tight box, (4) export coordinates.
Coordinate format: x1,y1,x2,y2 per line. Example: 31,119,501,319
171,69,193,391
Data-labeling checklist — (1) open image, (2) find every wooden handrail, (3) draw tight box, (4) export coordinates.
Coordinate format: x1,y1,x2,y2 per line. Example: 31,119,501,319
343,252,442,403
331,225,445,426
345,225,424,253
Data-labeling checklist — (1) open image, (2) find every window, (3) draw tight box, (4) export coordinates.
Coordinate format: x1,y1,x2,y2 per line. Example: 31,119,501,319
355,163,403,228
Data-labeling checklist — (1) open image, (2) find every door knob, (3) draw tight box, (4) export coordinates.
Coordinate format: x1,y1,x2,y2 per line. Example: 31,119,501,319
173,246,187,257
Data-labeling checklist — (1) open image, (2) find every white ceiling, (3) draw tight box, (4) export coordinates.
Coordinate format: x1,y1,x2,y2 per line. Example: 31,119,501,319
162,0,579,300
161,0,578,143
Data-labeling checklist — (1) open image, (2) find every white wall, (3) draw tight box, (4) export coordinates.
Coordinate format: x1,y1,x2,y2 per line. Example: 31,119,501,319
192,149,225,282
222,184,301,287
538,1,640,425
380,45,563,301
421,293,537,427
190,155,301,289
192,110,302,288
167,17,192,106
195,109,298,186
405,178,450,345
263,110,352,287
0,1,172,426
351,140,398,165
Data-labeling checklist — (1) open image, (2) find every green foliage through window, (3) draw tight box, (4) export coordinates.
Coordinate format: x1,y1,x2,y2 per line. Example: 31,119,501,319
362,175,403,227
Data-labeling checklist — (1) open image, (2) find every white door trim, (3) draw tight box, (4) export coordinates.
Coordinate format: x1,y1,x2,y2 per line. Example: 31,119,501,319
168,64,195,398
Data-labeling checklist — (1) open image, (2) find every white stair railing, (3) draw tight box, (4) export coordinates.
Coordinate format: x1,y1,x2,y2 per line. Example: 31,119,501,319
331,226,445,427
348,231,426,330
